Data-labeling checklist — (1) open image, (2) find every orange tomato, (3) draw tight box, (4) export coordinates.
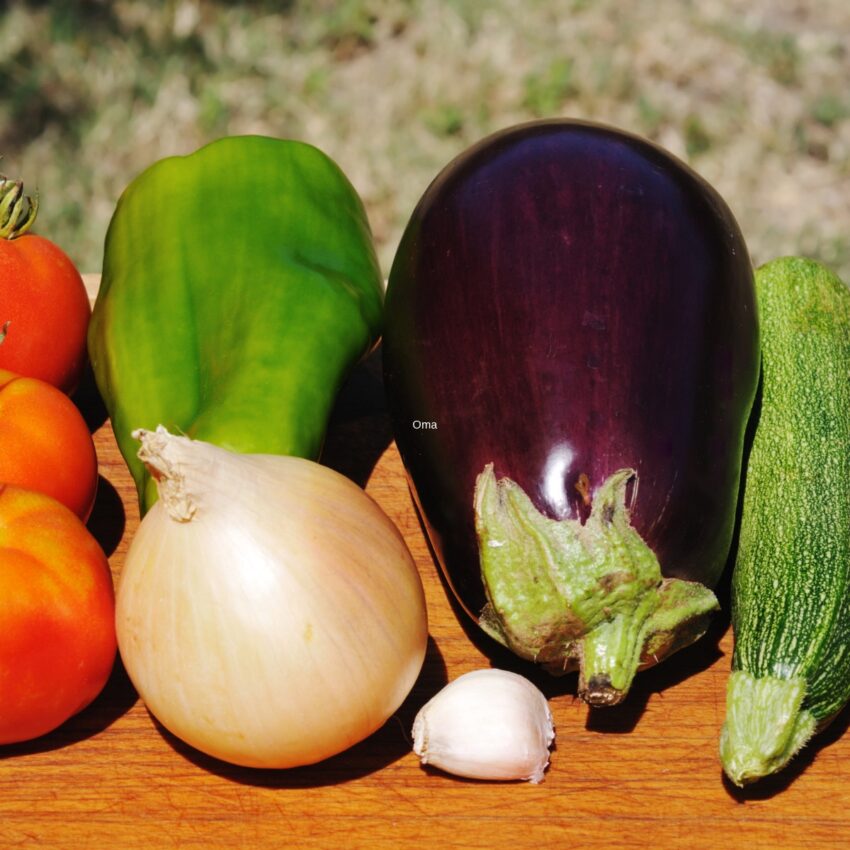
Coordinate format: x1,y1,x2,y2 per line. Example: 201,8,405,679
0,369,98,521
0,178,90,394
0,484,116,745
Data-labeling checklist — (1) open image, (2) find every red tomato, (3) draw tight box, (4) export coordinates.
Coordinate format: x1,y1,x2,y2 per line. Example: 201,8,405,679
0,484,116,745
0,178,90,394
0,369,98,520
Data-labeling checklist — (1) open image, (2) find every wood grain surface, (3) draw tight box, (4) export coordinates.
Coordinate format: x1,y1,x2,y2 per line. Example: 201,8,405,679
1,276,849,849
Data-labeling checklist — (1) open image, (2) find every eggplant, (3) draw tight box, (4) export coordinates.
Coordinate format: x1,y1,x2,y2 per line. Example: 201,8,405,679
383,120,759,705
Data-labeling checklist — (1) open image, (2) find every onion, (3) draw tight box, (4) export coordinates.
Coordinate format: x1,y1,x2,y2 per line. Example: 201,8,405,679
116,426,428,768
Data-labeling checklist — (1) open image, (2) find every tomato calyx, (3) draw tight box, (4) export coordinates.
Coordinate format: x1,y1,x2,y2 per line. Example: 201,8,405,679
0,321,8,345
0,175,38,240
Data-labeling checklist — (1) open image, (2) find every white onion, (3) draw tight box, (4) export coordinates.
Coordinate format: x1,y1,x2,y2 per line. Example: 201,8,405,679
117,426,428,768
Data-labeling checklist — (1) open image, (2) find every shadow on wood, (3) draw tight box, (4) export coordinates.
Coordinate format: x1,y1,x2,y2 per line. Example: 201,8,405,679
147,635,449,788
321,346,393,489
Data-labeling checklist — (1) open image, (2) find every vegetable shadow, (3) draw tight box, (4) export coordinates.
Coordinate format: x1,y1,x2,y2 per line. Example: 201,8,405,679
86,474,126,559
583,605,729,734
72,363,109,434
320,345,394,488
74,361,129,560
440,573,728,735
148,635,449,787
0,657,138,760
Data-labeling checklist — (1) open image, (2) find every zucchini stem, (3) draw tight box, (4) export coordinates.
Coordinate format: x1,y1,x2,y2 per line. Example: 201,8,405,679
720,670,816,786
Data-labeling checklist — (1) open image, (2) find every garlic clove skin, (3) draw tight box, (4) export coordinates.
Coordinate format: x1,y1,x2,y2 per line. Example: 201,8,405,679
412,668,554,783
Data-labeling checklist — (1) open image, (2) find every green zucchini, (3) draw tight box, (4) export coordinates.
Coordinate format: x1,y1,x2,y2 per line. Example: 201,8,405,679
720,257,850,786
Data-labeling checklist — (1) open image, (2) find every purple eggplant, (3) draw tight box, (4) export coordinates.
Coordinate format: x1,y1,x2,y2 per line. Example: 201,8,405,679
382,120,759,705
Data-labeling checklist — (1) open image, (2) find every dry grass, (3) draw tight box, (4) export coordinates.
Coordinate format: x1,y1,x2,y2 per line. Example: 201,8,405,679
2,0,849,279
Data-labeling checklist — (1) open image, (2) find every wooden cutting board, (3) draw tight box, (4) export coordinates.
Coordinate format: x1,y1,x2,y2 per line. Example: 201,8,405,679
1,276,848,850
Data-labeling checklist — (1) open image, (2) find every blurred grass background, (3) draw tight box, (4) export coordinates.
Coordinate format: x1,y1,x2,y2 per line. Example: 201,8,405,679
2,0,849,280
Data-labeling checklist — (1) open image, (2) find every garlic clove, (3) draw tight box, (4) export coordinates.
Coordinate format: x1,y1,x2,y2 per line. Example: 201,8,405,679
412,668,554,783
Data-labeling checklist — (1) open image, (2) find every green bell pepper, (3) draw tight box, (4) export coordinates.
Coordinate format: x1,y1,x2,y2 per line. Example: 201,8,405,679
89,135,384,512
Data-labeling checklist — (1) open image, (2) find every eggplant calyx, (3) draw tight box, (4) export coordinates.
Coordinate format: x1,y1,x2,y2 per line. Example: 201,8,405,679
719,671,816,787
474,464,719,705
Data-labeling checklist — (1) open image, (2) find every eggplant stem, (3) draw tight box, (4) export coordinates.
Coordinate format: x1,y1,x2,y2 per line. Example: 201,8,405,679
474,464,719,704
577,577,718,704
578,592,661,705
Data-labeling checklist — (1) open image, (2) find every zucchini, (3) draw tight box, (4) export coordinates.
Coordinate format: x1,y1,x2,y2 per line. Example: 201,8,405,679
720,257,850,786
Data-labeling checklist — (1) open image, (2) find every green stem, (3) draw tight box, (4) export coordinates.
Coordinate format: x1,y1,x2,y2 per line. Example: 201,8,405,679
474,463,719,705
579,594,660,704
578,578,719,703
720,671,816,786
0,175,38,239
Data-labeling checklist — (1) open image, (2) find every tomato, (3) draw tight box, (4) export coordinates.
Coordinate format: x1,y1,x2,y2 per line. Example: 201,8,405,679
0,177,90,394
0,369,98,520
0,485,116,745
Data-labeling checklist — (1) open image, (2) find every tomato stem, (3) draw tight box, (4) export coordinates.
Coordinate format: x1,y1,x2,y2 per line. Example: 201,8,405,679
0,175,38,239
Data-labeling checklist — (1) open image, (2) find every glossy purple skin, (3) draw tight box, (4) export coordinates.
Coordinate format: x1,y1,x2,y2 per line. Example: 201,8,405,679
383,121,759,621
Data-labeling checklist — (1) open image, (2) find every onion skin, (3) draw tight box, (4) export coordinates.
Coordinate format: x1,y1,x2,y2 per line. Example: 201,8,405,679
383,120,758,701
